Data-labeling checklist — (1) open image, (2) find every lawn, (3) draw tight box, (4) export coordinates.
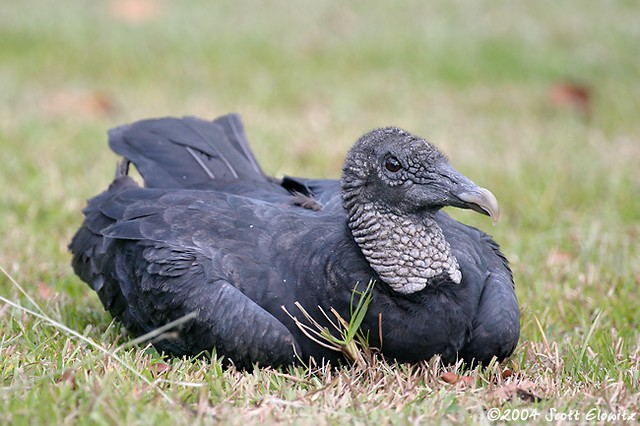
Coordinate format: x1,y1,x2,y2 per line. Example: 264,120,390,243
1,0,639,424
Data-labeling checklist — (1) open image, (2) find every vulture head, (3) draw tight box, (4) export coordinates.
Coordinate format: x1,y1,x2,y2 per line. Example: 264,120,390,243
341,127,499,222
341,127,500,293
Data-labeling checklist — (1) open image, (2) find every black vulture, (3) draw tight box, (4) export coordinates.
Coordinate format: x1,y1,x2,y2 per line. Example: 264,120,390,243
70,114,519,368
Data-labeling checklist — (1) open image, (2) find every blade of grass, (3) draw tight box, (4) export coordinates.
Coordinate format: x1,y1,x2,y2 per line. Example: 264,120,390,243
577,309,604,369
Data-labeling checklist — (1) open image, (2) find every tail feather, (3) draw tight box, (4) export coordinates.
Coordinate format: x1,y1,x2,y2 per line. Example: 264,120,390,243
212,114,264,176
108,114,266,189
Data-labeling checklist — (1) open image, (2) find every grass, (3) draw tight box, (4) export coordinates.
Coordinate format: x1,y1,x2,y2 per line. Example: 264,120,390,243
1,0,639,424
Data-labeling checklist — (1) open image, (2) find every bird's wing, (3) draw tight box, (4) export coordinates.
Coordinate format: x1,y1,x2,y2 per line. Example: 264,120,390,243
70,182,300,367
108,114,267,189
122,244,299,367
458,250,520,364
436,211,520,364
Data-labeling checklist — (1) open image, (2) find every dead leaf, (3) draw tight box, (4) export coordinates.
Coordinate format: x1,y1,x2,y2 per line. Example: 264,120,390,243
45,89,116,118
441,372,459,384
501,368,514,380
441,372,473,386
549,81,591,119
148,362,171,375
56,369,77,390
38,282,55,299
110,0,162,23
546,248,572,267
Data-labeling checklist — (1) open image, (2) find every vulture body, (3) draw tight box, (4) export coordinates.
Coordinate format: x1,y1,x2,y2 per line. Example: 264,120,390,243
70,114,519,368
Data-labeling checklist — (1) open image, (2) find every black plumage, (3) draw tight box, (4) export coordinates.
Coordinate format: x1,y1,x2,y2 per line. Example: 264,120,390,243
70,114,519,368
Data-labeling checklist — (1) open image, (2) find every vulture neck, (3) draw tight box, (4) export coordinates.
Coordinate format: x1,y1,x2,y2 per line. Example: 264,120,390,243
343,199,462,294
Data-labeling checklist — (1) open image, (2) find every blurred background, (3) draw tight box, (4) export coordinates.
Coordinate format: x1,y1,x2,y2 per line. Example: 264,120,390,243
1,0,639,378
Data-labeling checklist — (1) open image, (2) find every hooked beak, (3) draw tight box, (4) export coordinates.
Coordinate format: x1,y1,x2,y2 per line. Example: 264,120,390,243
407,161,501,224
457,187,500,224
433,162,501,224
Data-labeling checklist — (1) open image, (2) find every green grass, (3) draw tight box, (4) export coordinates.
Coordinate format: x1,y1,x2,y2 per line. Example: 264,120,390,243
1,0,639,424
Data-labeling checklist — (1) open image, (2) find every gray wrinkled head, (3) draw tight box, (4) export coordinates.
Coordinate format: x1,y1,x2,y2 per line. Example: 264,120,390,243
341,127,498,220
341,127,499,293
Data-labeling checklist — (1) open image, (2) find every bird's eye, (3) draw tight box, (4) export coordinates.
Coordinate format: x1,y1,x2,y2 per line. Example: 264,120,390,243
384,156,402,173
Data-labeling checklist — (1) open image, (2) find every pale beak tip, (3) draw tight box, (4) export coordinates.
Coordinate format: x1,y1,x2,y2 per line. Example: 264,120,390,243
458,187,500,224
